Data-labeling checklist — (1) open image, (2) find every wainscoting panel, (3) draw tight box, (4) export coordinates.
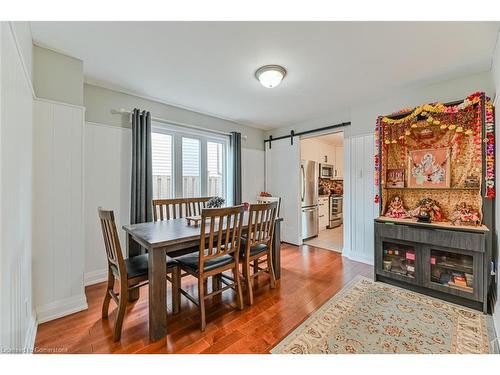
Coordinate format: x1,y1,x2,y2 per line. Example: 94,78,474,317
33,99,87,322
343,133,377,265
0,22,35,352
83,122,132,285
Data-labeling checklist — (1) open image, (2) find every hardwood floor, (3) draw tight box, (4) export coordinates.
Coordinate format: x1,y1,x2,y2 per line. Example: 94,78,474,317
34,244,372,354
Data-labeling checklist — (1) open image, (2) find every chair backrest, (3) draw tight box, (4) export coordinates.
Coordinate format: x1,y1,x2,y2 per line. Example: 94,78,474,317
256,196,281,217
244,202,278,257
152,197,213,221
98,207,126,278
199,205,245,270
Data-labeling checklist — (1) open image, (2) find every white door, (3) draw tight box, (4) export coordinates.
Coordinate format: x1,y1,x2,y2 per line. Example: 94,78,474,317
265,138,301,245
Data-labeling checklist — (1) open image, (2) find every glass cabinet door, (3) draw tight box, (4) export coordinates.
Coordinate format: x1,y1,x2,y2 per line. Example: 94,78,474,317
381,241,417,282
429,249,474,295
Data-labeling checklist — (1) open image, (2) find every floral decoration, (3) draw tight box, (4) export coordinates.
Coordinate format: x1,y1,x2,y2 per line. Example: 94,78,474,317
374,92,495,202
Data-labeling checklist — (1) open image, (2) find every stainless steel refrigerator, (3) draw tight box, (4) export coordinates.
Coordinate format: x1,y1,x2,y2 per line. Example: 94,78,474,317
300,160,319,240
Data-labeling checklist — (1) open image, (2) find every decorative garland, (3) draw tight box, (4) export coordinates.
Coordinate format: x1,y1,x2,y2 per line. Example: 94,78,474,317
485,100,495,198
374,92,495,202
381,93,481,125
374,117,381,204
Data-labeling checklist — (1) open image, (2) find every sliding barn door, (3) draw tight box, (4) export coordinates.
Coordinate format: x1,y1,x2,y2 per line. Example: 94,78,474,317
265,139,301,245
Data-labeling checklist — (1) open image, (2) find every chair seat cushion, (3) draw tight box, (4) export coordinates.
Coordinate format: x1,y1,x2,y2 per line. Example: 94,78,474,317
111,254,178,279
124,254,149,279
175,252,234,273
240,237,269,258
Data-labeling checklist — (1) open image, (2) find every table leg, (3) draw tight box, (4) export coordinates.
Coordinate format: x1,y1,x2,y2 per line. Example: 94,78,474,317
148,247,168,341
272,220,282,279
127,233,140,301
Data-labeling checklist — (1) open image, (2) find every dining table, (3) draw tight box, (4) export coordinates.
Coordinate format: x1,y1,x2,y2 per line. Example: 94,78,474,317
122,213,283,341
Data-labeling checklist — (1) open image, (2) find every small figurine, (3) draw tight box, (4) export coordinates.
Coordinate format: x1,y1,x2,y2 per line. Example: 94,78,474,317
409,198,444,222
384,195,409,219
450,202,481,226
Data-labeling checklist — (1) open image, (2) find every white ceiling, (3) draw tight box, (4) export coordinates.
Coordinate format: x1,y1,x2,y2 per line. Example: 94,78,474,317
30,22,500,130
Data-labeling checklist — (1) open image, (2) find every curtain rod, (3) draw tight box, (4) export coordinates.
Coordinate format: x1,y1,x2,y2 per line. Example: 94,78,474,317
111,108,247,140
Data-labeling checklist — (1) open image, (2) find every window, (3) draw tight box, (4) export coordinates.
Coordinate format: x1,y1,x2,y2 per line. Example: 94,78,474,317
152,124,228,200
182,137,201,197
207,141,224,197
152,133,173,199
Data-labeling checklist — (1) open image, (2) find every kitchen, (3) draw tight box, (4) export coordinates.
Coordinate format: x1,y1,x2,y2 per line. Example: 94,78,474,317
300,132,344,252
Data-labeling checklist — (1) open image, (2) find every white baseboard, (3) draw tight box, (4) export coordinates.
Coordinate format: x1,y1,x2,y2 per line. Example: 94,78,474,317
346,253,374,266
36,294,88,324
84,268,108,286
23,313,38,353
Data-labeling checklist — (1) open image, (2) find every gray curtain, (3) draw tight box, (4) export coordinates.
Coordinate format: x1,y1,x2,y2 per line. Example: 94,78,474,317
230,132,242,205
130,109,153,254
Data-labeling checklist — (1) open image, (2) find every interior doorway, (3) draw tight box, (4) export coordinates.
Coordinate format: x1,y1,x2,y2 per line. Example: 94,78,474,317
300,131,344,252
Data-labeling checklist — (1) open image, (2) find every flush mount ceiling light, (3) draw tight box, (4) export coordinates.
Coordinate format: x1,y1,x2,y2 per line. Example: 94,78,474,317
255,65,287,88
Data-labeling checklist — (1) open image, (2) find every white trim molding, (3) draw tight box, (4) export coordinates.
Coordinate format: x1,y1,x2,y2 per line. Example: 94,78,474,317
23,314,37,353
35,294,88,324
8,21,35,98
84,269,108,286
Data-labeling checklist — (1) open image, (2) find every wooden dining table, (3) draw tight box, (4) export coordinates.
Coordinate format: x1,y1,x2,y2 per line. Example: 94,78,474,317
122,214,283,341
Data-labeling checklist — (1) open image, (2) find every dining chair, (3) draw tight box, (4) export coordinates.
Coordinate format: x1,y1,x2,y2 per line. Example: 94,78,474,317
256,196,281,217
175,205,245,331
240,202,279,305
152,197,213,221
98,207,181,341
152,197,213,258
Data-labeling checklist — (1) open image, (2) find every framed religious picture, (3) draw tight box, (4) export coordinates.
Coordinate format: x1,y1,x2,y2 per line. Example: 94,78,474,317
408,147,451,189
386,169,405,188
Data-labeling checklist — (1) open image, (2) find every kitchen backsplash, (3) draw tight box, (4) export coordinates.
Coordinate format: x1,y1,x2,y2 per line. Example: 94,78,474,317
319,178,343,196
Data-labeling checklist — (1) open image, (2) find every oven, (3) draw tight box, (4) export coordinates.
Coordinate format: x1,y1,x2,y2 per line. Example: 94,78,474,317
328,195,343,228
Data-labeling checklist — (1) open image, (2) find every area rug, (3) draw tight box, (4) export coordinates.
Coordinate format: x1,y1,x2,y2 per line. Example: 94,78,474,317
271,276,494,354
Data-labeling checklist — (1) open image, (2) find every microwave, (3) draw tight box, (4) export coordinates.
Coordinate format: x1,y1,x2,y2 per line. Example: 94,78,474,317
319,164,334,179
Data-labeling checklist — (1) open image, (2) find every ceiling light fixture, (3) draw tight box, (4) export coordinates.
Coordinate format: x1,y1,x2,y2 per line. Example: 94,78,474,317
255,65,287,88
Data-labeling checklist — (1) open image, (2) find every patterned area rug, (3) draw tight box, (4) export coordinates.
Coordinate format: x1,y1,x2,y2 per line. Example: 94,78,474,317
272,276,493,354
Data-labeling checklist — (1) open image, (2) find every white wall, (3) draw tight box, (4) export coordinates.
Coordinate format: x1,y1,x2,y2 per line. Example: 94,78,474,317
84,83,265,151
0,22,36,352
32,99,87,323
241,148,265,203
84,122,131,285
33,45,84,106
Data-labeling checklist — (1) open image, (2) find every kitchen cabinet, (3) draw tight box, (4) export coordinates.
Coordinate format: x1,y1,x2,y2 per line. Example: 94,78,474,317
334,146,344,178
320,143,335,165
300,138,319,162
318,196,329,230
300,139,343,180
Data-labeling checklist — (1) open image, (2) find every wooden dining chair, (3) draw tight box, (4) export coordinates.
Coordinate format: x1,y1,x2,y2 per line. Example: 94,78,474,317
152,197,213,221
98,208,181,341
152,197,213,258
240,202,278,305
175,205,245,331
256,196,281,218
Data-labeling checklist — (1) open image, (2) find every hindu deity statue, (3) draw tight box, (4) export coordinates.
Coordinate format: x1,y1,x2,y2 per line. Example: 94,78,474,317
450,202,481,226
409,198,444,222
384,195,409,219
